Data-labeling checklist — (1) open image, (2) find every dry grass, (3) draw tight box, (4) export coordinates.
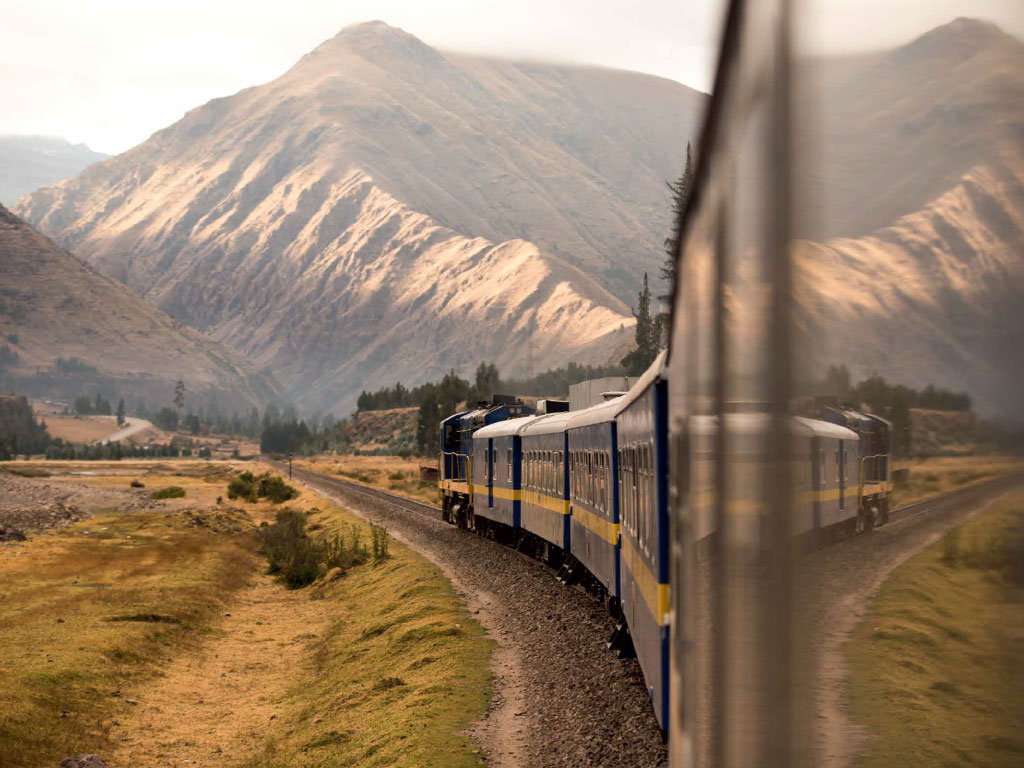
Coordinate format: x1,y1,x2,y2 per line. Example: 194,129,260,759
35,414,123,444
297,454,439,506
0,461,491,767
244,488,492,767
892,454,1024,508
0,489,258,767
845,491,1024,766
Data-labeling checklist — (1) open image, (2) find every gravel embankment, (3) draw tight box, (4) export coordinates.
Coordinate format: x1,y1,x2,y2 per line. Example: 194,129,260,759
275,463,668,768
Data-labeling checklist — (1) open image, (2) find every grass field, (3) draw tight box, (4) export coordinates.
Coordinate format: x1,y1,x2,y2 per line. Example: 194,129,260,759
845,491,1024,766
0,462,490,767
297,454,439,506
891,454,1024,508
0,481,256,765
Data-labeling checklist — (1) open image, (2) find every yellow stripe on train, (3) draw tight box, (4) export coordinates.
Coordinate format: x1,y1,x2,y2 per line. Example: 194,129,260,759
620,534,670,626
471,484,522,501
570,504,620,546
521,489,570,515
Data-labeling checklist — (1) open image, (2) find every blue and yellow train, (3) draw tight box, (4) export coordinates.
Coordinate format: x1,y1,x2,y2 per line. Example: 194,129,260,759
438,353,893,730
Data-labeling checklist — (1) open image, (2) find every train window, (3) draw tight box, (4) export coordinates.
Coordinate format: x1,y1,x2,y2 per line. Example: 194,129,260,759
819,449,826,485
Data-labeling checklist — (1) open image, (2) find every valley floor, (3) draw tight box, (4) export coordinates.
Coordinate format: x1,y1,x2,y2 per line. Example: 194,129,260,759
0,462,491,768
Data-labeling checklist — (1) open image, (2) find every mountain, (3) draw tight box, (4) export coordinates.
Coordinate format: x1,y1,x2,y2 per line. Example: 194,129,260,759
14,22,703,414
0,204,281,410
796,18,1024,241
0,135,109,206
795,18,1024,418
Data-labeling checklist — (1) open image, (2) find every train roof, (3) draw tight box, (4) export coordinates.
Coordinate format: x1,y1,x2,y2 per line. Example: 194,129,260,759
792,416,859,440
613,350,668,417
688,412,858,440
472,415,537,439
441,410,470,427
519,410,573,437
566,396,624,430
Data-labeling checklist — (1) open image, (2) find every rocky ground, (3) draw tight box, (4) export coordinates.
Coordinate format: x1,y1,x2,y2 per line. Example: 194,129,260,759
0,470,154,540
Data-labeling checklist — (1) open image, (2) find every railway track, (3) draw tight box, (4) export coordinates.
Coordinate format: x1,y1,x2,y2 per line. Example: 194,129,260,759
263,459,442,519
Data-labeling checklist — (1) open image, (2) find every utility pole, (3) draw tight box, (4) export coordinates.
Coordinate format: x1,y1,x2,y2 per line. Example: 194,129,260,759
288,452,293,479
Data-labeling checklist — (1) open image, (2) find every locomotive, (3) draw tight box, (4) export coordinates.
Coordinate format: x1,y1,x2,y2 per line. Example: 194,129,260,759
437,353,892,729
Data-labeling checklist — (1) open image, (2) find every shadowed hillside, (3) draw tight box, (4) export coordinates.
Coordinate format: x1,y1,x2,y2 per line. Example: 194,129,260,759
0,204,281,409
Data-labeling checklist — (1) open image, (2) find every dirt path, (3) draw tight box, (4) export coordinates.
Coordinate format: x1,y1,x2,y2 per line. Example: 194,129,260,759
110,574,331,764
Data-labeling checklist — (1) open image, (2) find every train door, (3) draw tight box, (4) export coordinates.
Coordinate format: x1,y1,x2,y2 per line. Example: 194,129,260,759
838,440,845,511
487,438,494,508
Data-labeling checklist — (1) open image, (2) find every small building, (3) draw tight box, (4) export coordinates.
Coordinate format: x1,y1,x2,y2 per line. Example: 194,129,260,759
568,377,637,411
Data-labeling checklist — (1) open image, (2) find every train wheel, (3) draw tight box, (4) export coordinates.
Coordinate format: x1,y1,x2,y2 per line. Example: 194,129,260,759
441,497,452,524
879,499,890,527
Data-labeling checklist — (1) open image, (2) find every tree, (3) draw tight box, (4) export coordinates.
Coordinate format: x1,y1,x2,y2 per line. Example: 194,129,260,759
173,380,186,416
155,407,179,432
474,362,500,399
621,273,658,375
416,391,441,456
657,142,695,340
116,398,126,427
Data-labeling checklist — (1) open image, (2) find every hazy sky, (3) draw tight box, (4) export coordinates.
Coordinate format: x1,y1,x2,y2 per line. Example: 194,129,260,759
1,0,1021,155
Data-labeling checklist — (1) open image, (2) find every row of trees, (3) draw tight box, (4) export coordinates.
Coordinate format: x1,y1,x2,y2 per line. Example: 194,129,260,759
821,365,973,455
72,393,127,425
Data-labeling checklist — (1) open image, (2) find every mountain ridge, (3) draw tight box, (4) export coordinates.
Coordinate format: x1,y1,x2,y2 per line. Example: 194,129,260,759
0,135,109,205
14,22,699,413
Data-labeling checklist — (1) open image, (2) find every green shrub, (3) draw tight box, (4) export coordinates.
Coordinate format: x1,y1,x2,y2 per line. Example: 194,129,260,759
227,471,258,501
371,523,391,563
257,512,374,588
257,472,298,503
226,471,296,504
151,485,186,500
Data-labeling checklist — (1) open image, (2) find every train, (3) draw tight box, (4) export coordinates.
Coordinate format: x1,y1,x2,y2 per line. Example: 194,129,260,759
438,352,893,730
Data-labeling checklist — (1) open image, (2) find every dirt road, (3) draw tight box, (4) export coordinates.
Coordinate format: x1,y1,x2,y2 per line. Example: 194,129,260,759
96,417,153,445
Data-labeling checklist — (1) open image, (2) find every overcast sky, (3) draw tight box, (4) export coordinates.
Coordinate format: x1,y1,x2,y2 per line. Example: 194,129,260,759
1,0,1021,155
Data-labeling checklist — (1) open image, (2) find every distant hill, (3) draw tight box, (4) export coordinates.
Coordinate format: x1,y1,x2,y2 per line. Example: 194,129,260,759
0,204,282,411
0,135,108,205
795,18,1024,419
14,21,704,414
